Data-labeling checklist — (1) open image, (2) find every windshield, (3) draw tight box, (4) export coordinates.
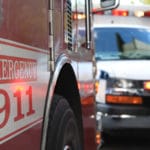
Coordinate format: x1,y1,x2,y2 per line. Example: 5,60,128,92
94,27,150,60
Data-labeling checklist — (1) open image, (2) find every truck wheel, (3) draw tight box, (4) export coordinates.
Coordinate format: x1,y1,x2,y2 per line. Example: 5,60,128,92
46,95,82,150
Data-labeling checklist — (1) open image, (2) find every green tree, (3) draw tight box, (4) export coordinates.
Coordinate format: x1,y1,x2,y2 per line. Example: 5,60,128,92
140,0,150,4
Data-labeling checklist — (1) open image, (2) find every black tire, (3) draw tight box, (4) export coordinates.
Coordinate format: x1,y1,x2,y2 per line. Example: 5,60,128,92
46,95,82,150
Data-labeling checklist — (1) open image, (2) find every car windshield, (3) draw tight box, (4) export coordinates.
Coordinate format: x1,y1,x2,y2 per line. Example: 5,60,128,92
94,27,150,60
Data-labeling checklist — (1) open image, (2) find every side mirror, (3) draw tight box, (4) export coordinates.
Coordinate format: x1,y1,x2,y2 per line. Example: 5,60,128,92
101,0,119,8
93,0,119,11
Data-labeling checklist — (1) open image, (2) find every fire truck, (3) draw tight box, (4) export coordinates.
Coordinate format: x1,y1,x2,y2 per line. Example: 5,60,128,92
0,0,118,150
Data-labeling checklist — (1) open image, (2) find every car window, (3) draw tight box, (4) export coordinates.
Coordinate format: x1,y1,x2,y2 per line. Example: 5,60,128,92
94,27,150,60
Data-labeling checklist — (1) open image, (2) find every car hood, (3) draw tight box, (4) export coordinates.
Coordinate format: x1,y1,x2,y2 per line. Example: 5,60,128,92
96,60,150,80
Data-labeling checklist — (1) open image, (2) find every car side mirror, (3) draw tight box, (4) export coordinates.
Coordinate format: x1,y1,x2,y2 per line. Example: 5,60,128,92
93,0,120,11
101,0,119,8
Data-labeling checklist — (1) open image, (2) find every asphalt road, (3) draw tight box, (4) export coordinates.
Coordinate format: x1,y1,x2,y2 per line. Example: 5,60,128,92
99,132,150,150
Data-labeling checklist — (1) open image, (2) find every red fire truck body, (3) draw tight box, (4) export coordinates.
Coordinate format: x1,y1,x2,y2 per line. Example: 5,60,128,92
0,0,97,150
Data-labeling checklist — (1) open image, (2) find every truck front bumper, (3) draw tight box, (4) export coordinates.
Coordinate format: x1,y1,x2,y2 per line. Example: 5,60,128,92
96,102,150,131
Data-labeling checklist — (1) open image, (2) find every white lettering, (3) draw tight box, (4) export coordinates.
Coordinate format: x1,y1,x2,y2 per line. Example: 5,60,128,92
0,56,37,82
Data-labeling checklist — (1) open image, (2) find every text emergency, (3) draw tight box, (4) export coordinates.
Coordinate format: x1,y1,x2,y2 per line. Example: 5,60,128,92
0,55,37,83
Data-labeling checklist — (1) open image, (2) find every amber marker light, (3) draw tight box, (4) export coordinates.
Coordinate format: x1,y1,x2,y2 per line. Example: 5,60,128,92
96,132,101,145
106,95,143,105
81,96,94,106
95,81,99,93
144,81,150,90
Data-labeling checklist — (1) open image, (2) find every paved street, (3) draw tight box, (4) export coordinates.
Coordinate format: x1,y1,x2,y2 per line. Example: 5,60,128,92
99,132,150,150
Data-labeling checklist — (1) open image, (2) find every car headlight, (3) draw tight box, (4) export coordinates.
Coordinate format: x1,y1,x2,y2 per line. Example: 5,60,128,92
106,78,143,105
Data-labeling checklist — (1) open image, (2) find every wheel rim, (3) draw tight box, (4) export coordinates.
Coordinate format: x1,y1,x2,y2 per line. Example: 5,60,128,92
63,117,80,150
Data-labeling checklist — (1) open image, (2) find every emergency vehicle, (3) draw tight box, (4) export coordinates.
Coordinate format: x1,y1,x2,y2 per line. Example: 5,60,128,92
94,1,150,141
0,0,119,150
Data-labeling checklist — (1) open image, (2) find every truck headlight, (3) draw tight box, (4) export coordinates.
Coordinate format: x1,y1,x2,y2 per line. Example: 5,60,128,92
106,78,143,105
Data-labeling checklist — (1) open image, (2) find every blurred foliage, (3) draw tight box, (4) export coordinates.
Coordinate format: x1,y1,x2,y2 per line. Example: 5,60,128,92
140,0,150,4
